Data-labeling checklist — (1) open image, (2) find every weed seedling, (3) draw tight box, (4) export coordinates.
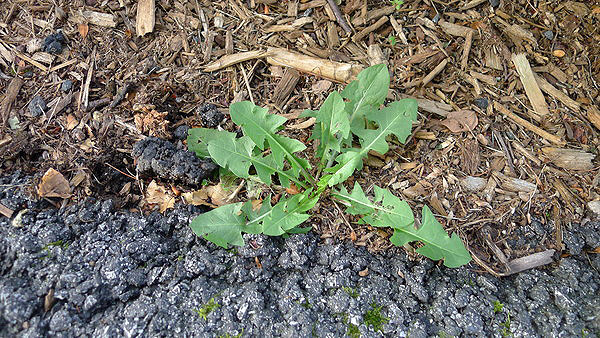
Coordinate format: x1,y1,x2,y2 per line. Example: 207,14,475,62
188,64,471,268
493,300,504,314
342,286,359,299
500,311,512,337
195,296,221,320
391,0,404,10
218,329,243,338
363,302,389,333
388,35,397,46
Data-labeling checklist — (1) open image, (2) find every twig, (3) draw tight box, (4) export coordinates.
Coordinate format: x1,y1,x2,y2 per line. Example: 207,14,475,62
422,58,448,86
239,64,254,104
79,46,96,112
226,179,246,202
109,83,133,108
85,98,111,112
494,101,566,146
332,200,355,238
325,0,352,34
105,162,137,180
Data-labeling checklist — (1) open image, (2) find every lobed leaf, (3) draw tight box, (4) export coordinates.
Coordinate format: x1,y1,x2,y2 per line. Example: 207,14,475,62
189,203,248,248
333,182,471,268
390,206,472,268
341,64,389,123
303,91,350,161
230,101,313,183
245,190,319,236
324,98,418,186
187,128,236,158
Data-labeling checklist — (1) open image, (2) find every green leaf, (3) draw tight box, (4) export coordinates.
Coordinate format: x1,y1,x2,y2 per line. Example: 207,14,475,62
303,91,350,161
362,98,418,144
187,128,235,158
207,134,255,179
325,99,418,186
333,183,413,227
390,206,472,268
245,190,319,236
204,131,306,189
341,64,389,123
230,101,314,184
333,183,471,268
189,203,247,248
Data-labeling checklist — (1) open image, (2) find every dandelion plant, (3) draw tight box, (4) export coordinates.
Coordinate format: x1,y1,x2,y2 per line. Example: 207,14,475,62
187,64,471,268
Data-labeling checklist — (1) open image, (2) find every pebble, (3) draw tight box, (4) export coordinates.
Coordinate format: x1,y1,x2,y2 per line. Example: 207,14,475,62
543,30,554,40
61,79,73,92
460,176,487,192
43,31,66,54
28,95,46,116
198,103,224,129
588,201,600,218
473,97,489,110
173,125,189,140
489,0,500,7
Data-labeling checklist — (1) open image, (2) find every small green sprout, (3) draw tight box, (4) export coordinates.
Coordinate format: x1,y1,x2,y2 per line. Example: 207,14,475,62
218,330,244,338
363,302,389,333
500,311,512,337
493,300,504,314
391,0,404,10
388,35,397,46
342,286,359,299
195,297,221,320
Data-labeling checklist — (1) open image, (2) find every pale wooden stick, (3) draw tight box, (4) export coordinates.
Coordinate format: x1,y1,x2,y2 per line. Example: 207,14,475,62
493,101,566,146
512,53,550,121
422,58,448,86
533,73,580,112
460,30,473,70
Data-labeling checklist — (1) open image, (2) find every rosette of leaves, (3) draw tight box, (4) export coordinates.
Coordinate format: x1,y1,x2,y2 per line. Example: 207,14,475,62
187,64,471,268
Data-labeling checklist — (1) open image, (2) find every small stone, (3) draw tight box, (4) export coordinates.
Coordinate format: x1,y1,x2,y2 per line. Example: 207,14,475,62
173,125,189,140
28,95,47,116
198,103,224,128
473,97,489,110
489,0,500,7
45,41,63,54
588,201,600,218
543,30,554,40
43,31,66,54
61,80,73,92
23,71,34,79
432,13,440,24
461,176,487,192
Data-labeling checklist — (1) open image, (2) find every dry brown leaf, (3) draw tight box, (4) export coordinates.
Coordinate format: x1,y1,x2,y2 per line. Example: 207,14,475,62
182,189,211,207
438,110,478,133
146,180,175,213
358,267,369,276
311,80,333,94
182,183,228,208
288,117,316,130
134,110,169,136
38,168,72,198
66,114,79,130
286,183,300,195
78,23,89,39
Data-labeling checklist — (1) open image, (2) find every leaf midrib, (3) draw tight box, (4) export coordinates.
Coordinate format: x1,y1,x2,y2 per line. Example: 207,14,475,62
209,140,307,189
